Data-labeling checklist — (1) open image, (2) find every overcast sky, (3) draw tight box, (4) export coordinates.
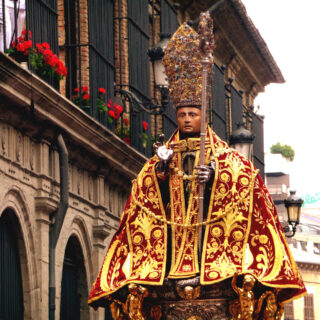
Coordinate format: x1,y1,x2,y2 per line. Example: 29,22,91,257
241,0,320,200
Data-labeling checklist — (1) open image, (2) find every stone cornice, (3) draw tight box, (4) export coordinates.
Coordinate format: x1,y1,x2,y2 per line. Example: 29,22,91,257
176,0,285,95
0,53,147,181
297,262,320,271
226,0,284,83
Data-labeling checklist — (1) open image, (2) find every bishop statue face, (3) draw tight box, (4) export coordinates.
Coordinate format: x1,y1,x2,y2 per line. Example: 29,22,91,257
177,107,201,138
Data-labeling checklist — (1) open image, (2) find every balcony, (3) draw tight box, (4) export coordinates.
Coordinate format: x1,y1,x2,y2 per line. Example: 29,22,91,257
0,1,179,159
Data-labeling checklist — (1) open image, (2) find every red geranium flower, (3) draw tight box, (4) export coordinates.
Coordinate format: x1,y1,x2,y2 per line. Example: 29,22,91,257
123,118,129,125
142,121,148,131
16,42,25,52
108,110,116,119
98,87,106,94
82,86,89,92
42,42,50,49
74,88,80,92
83,94,90,100
21,29,32,38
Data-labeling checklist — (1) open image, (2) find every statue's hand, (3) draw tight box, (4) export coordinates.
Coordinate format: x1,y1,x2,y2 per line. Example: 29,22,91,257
195,162,215,183
153,134,173,173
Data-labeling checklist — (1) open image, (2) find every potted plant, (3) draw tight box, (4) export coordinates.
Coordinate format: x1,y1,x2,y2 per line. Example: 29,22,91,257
96,87,123,123
30,42,67,80
6,29,32,64
72,86,91,114
115,118,130,145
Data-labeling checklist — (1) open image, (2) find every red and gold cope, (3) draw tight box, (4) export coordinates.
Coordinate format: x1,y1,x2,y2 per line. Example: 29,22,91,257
89,128,306,307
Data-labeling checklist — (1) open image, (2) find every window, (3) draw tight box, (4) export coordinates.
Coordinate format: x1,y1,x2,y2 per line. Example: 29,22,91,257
314,242,320,254
27,0,59,88
210,64,227,141
230,85,243,134
63,0,79,98
284,300,294,320
300,241,308,252
88,0,115,124
127,0,151,155
304,294,315,320
63,0,115,125
0,0,26,51
252,112,265,180
160,0,178,139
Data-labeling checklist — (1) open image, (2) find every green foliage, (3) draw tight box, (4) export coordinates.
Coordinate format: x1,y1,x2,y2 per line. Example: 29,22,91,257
270,142,295,161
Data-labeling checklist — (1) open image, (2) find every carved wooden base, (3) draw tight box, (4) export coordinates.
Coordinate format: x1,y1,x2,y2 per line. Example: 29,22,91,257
156,298,231,320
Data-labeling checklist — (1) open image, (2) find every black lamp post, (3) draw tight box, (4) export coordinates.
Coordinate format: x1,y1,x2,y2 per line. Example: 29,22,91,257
283,191,304,238
229,122,254,160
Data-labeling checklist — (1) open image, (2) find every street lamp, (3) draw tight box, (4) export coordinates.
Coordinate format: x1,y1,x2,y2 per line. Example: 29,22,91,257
147,33,171,112
148,33,171,88
283,191,304,238
229,122,254,160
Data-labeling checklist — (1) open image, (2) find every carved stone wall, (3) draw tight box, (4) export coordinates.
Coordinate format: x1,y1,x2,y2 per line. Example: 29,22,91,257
0,52,147,320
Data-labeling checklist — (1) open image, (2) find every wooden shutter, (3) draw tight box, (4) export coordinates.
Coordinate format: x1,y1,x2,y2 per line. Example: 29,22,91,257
0,212,23,319
161,0,178,139
27,0,59,88
88,0,115,126
252,112,265,181
211,64,227,141
230,85,243,132
304,294,315,320
128,0,152,156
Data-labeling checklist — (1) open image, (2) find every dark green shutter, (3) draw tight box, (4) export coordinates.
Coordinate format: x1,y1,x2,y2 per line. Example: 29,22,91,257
60,237,88,320
161,0,178,139
211,64,227,141
26,0,59,88
88,0,115,127
230,85,243,132
0,212,24,320
160,0,178,34
128,0,152,156
252,112,265,181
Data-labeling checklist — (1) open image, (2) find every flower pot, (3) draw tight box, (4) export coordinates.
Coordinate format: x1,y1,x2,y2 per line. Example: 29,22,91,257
123,137,131,145
80,105,91,115
20,62,28,70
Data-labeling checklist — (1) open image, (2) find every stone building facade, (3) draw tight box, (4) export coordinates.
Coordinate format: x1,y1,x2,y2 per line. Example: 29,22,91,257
0,0,283,319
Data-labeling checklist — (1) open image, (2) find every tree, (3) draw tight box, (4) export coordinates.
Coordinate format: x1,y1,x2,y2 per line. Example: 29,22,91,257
270,142,295,161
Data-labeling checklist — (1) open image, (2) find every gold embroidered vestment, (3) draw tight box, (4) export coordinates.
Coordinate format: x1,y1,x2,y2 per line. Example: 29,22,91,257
88,128,306,307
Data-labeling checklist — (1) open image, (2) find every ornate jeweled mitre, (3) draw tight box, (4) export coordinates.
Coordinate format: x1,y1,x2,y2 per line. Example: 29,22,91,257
163,12,215,108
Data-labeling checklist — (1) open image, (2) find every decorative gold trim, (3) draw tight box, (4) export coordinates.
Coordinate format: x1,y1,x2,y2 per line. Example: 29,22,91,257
241,164,257,271
151,162,168,284
100,240,121,291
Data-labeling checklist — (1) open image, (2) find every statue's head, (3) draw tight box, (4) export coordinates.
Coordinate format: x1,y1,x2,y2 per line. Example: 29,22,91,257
128,283,139,294
243,274,255,291
177,106,202,138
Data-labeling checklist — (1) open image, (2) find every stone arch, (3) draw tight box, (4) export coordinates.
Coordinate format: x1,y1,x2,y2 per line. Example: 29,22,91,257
56,213,93,319
0,185,38,320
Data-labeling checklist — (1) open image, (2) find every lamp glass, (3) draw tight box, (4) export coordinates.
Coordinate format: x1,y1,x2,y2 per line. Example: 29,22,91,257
287,205,299,224
232,142,252,160
154,59,168,87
